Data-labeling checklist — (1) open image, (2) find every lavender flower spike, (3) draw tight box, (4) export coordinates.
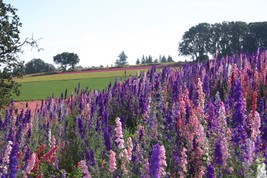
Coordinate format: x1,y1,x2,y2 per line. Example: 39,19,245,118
149,144,161,178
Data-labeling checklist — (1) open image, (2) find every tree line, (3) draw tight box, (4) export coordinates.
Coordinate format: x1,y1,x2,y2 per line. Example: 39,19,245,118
17,52,80,75
136,55,174,65
178,21,267,61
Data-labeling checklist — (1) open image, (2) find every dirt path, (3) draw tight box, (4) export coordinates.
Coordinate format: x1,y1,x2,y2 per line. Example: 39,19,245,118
13,100,42,112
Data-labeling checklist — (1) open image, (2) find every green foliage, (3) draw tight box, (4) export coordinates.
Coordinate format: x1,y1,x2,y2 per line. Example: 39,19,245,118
178,23,212,61
0,2,39,108
179,21,267,60
24,58,55,74
115,51,128,67
53,52,80,71
136,58,140,65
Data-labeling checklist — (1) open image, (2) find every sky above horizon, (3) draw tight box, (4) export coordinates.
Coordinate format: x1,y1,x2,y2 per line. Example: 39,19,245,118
5,0,267,68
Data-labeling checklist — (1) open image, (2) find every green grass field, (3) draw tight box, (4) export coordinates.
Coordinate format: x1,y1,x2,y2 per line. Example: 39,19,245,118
13,69,145,101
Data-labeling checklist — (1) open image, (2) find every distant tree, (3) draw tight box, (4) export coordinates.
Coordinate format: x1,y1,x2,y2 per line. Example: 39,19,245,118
25,58,55,74
136,58,140,65
178,23,211,61
154,59,159,63
161,55,167,63
244,22,267,53
167,55,174,62
147,55,153,64
45,63,56,72
115,51,128,67
141,55,145,64
53,52,80,71
179,21,267,60
0,2,39,107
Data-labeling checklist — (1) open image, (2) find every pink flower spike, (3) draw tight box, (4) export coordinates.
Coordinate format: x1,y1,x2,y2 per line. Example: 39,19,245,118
79,160,92,178
160,145,167,176
115,117,125,149
109,150,117,173
127,137,133,160
25,153,37,175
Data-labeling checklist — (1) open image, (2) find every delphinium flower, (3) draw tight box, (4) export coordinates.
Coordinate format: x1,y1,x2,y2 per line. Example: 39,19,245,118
196,78,206,115
15,125,22,143
40,145,58,163
207,102,216,138
127,137,133,161
78,117,85,139
119,148,129,175
259,98,265,118
62,169,66,178
104,128,111,151
231,80,246,128
79,160,92,178
24,153,36,176
9,142,19,178
249,111,261,141
159,145,167,177
214,137,229,168
48,128,52,147
22,147,31,171
1,141,13,175
109,150,116,173
245,138,255,166
88,150,96,167
144,158,149,178
149,144,161,178
115,117,125,149
179,147,188,178
203,73,210,98
206,163,215,178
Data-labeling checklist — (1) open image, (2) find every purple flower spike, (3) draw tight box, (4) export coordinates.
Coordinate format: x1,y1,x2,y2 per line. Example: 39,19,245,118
9,143,19,178
149,144,161,178
206,164,215,178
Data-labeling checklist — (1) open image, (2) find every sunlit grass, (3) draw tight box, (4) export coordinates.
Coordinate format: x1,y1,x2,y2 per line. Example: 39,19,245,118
13,69,147,101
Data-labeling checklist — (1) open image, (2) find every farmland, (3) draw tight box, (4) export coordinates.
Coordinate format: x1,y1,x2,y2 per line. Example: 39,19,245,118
13,67,149,101
1,51,267,177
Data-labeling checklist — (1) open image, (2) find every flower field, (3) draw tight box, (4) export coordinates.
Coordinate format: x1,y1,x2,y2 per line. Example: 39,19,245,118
1,51,267,177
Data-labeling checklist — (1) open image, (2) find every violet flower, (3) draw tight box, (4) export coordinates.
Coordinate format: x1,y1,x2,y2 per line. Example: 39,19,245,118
149,144,161,178
78,117,85,139
203,73,210,98
206,164,215,178
9,143,19,178
104,128,111,151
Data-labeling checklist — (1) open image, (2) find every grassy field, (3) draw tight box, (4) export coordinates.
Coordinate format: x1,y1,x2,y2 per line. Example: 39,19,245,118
13,69,145,101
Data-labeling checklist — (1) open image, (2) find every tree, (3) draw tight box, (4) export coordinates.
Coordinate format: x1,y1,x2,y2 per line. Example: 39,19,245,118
147,55,153,64
53,52,80,71
0,2,39,107
179,21,267,60
136,58,140,65
244,22,267,53
178,23,212,61
141,55,145,64
160,55,167,63
167,55,174,62
115,51,128,67
24,58,55,74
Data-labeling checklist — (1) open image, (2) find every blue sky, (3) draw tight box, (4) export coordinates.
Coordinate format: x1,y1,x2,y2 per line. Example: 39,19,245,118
5,0,267,68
